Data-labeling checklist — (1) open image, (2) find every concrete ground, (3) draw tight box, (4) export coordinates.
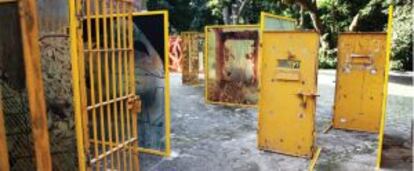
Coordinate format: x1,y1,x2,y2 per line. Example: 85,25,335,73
140,70,412,171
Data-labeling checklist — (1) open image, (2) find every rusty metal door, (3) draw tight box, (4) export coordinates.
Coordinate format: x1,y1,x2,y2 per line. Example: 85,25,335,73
0,0,52,170
333,33,387,133
182,32,201,85
70,0,140,170
258,31,319,158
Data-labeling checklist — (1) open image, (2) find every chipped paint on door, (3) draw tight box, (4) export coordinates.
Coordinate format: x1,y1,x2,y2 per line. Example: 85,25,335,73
258,31,319,158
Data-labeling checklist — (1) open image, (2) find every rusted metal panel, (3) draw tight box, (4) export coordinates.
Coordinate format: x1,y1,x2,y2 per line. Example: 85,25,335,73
0,1,52,170
333,33,387,133
258,31,319,158
205,25,259,107
181,32,203,85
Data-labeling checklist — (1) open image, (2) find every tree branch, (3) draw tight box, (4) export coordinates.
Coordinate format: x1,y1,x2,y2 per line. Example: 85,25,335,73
294,0,324,33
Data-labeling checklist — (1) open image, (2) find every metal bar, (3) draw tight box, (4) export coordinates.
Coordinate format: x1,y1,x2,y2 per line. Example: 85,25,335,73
122,2,133,169
87,0,100,169
102,1,115,170
84,48,133,52
90,137,137,165
77,19,90,171
94,0,108,170
110,0,122,169
19,0,52,170
69,0,86,170
115,2,125,170
90,140,167,157
128,5,140,170
376,5,394,169
117,2,127,170
308,147,322,171
164,11,171,156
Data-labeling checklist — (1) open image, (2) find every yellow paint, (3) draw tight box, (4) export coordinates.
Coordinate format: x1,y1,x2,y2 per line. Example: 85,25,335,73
261,12,296,22
164,10,171,157
258,31,319,158
333,32,387,133
258,12,296,89
308,147,322,171
205,24,258,29
181,32,202,85
141,10,171,157
376,5,393,170
203,24,259,107
204,26,209,104
69,0,86,170
71,1,139,170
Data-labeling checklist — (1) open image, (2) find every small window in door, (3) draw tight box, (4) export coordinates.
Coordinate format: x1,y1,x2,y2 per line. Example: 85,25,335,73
275,59,301,81
278,59,300,69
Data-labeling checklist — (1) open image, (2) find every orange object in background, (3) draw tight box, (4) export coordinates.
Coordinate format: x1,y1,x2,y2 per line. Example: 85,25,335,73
169,36,183,72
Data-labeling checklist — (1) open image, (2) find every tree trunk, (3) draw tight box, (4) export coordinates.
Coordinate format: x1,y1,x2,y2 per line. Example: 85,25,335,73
295,0,324,33
299,5,305,28
222,6,230,24
349,13,360,31
235,0,250,23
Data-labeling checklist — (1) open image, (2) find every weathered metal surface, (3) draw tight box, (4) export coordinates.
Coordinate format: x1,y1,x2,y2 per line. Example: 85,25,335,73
133,11,171,157
181,32,203,85
205,25,259,107
260,12,296,31
0,1,53,170
333,33,387,133
71,0,139,170
258,31,319,158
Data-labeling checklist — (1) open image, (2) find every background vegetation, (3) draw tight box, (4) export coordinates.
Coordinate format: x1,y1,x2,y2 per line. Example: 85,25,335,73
145,0,412,71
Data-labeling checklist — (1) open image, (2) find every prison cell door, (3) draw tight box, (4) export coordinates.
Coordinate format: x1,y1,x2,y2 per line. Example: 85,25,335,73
70,0,140,170
333,33,387,132
182,32,200,85
258,31,319,158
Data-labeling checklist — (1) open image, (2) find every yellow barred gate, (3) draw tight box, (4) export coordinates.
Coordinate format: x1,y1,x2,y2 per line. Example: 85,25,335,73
70,0,140,170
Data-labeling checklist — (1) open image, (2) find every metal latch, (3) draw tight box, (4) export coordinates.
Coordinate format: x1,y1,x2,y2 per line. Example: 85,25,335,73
297,91,319,108
127,95,141,114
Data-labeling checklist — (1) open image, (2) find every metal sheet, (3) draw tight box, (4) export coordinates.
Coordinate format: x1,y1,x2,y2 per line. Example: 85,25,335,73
205,25,259,107
333,33,387,133
0,1,52,170
260,12,296,31
181,32,203,85
258,31,319,158
132,11,171,157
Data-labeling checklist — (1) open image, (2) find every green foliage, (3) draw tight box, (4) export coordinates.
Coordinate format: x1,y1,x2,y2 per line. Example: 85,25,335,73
147,0,412,70
391,0,413,71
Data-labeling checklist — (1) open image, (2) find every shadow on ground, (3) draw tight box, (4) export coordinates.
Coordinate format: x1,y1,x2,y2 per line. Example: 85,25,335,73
139,71,412,171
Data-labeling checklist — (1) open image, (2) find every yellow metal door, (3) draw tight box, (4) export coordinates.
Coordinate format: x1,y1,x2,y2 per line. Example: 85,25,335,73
1,0,52,170
258,31,319,158
333,33,387,133
132,11,171,157
182,32,200,85
70,0,140,170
